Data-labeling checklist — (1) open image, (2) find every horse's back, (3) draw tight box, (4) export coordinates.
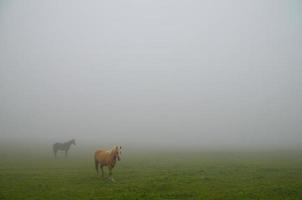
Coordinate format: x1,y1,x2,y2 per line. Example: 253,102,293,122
94,149,105,158
53,143,65,150
95,149,110,163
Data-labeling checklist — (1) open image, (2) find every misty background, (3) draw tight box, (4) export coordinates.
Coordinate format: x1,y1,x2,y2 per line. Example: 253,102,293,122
0,0,302,149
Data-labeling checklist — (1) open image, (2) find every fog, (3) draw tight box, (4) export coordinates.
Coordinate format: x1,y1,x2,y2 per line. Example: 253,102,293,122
1,0,302,150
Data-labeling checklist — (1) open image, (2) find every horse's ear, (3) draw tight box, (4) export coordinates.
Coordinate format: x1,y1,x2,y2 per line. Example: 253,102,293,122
120,146,122,149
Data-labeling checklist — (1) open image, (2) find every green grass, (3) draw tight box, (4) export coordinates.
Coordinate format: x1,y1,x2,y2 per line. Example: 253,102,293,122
1,148,302,200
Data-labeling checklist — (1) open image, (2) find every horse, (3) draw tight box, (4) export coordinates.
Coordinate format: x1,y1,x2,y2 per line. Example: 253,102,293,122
94,145,122,181
53,139,76,158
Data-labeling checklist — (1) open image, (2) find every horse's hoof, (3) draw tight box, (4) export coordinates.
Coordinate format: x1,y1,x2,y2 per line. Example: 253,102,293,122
105,177,115,182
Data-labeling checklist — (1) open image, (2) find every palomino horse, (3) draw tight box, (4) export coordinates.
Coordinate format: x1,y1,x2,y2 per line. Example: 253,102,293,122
94,146,122,181
53,139,76,158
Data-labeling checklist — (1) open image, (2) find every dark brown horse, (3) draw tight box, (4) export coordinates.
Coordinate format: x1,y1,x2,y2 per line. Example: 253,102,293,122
53,139,76,158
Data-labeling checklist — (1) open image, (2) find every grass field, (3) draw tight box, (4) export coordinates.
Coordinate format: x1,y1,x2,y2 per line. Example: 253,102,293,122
1,147,302,200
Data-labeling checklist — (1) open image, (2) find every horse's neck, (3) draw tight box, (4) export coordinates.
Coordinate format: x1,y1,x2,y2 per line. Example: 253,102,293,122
65,141,73,147
109,149,115,157
109,149,117,163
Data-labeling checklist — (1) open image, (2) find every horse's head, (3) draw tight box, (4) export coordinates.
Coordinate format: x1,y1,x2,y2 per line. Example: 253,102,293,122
72,139,76,146
114,146,122,161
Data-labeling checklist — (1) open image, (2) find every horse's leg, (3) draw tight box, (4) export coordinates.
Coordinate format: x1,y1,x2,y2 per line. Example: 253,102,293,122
95,160,99,176
110,169,112,177
108,167,115,182
53,146,57,159
101,165,104,178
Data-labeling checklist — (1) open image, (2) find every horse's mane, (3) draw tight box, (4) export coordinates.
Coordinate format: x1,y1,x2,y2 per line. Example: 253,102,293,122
111,146,118,154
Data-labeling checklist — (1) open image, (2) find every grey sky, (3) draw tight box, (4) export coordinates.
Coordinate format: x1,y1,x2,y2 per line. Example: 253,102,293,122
1,0,302,148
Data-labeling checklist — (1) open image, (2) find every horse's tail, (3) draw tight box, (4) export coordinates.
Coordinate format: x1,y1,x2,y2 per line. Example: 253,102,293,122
94,153,99,175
